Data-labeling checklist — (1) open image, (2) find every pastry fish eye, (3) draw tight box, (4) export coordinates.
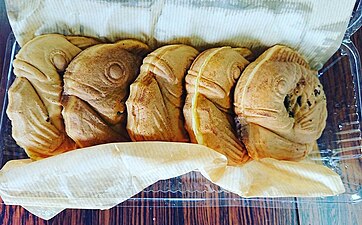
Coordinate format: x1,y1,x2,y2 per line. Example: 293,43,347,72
276,79,289,95
231,64,241,80
227,63,243,88
273,74,293,96
50,49,68,72
104,61,128,84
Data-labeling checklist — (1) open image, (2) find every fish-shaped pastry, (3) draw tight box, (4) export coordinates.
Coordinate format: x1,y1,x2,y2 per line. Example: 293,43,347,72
61,95,126,147
62,40,150,147
7,78,76,159
234,45,327,161
126,45,198,142
7,34,99,159
183,47,252,165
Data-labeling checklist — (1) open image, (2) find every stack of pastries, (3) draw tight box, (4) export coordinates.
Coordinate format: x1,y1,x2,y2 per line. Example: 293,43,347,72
7,34,327,164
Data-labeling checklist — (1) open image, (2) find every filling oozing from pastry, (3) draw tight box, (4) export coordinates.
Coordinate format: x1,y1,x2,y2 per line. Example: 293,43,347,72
234,45,327,161
284,79,325,121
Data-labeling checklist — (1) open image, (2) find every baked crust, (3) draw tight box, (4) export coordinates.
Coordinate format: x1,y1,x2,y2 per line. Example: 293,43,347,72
6,34,98,159
183,47,252,165
234,45,327,161
126,44,198,142
62,40,150,147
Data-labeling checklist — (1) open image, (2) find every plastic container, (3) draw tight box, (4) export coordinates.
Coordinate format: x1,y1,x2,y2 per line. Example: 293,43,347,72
0,1,361,210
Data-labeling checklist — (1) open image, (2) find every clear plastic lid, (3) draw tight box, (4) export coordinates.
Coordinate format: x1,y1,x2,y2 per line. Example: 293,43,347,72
0,0,361,209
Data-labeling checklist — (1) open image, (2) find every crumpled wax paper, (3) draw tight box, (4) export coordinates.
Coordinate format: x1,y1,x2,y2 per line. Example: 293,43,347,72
1,0,356,220
0,142,344,220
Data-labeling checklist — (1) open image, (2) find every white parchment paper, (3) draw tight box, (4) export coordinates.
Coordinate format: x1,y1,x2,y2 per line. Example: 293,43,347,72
5,0,357,69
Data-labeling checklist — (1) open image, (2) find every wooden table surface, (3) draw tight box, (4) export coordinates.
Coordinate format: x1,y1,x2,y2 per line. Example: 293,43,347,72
0,1,361,224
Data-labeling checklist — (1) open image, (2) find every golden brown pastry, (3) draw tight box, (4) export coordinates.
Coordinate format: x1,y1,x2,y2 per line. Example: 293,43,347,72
7,78,76,159
234,45,327,161
126,45,198,142
62,96,125,147
183,47,252,165
62,40,150,147
6,34,97,159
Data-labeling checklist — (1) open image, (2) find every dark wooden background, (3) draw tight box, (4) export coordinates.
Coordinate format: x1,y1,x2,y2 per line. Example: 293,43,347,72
0,0,361,224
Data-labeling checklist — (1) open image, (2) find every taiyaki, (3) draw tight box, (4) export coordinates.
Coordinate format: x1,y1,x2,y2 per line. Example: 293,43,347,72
7,34,98,159
62,40,150,147
183,47,252,165
126,45,198,142
234,45,327,161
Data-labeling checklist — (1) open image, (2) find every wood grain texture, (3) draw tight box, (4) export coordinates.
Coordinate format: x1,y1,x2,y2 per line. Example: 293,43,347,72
296,28,362,225
0,203,299,225
0,176,300,225
297,202,362,225
0,0,10,79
